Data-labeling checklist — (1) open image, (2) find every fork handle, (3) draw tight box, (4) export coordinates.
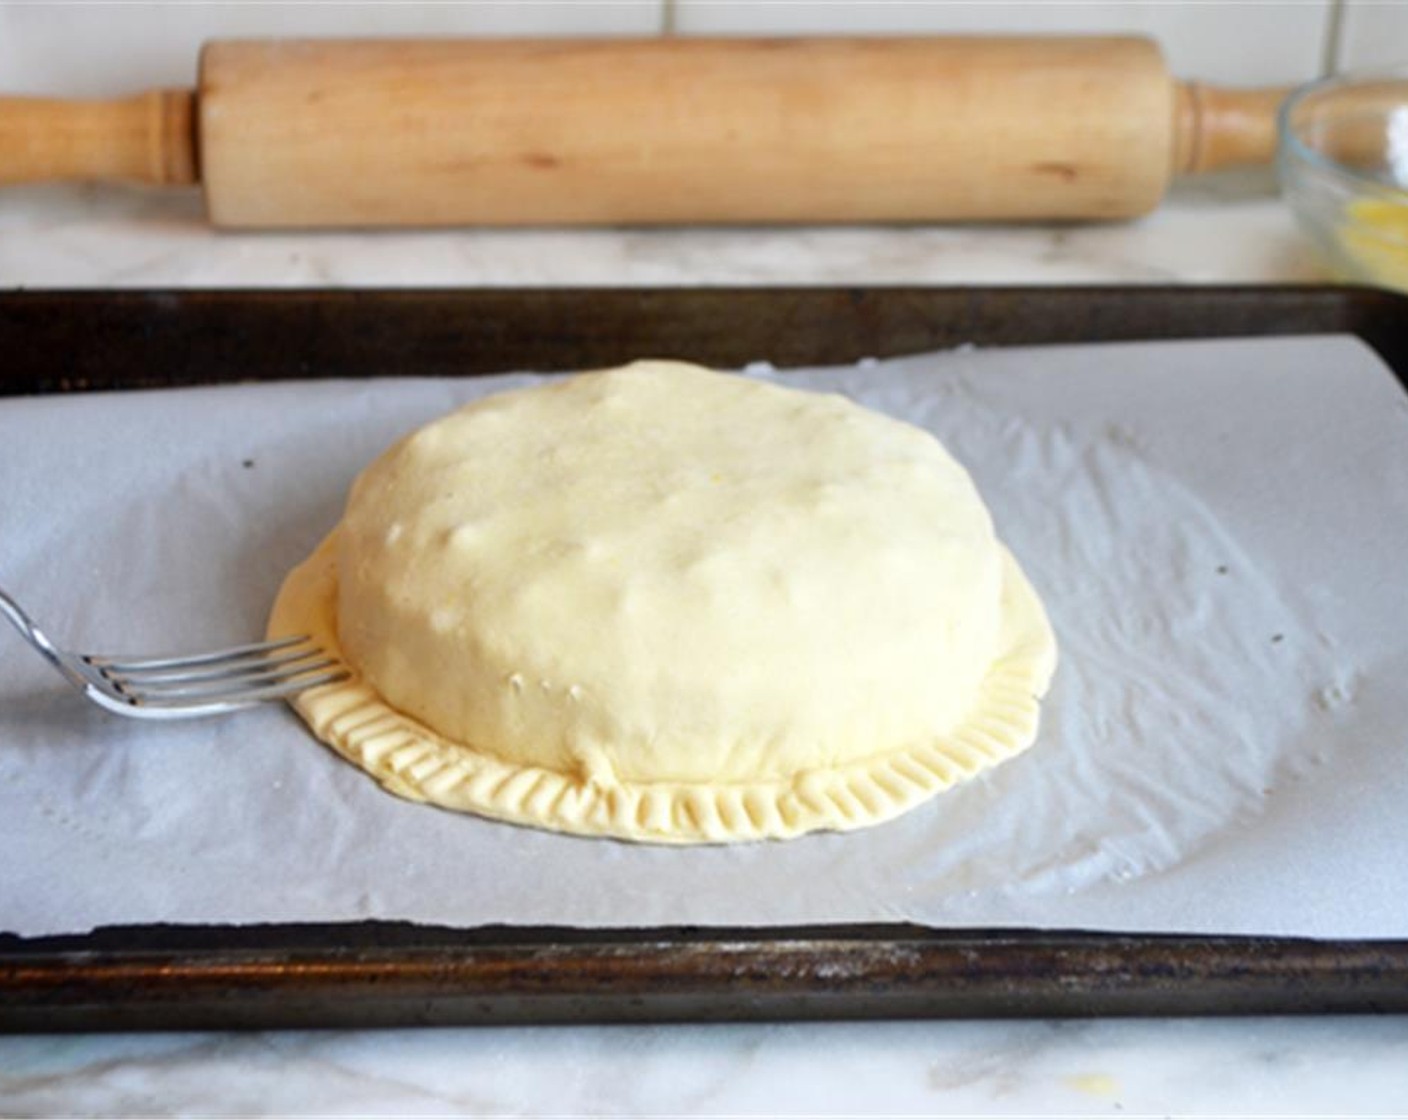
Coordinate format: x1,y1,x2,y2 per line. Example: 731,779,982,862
0,587,78,688
0,587,41,647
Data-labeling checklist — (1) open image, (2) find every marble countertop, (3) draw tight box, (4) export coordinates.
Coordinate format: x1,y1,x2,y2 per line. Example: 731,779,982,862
0,173,1326,290
4,173,1407,1118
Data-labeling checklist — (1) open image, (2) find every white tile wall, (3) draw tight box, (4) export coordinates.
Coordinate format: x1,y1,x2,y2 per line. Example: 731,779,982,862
1335,0,1408,72
673,1,1333,86
0,0,1343,96
0,2,664,95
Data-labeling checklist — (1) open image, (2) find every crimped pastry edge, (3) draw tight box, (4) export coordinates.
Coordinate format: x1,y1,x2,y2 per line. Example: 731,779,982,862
269,531,1057,844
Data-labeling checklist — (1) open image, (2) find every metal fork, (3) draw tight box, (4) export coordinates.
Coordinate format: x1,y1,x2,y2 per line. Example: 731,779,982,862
0,587,347,720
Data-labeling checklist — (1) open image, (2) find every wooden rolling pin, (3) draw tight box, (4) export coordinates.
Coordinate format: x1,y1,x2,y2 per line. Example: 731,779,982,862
0,37,1288,226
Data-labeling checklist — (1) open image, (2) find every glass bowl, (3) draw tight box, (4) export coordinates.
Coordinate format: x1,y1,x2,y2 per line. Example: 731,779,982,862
1278,68,1408,291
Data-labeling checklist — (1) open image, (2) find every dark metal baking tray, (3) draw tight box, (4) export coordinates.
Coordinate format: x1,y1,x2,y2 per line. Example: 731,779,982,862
2,285,1407,1031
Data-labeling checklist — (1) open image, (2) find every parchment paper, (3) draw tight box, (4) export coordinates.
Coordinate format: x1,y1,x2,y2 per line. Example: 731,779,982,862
3,335,1407,939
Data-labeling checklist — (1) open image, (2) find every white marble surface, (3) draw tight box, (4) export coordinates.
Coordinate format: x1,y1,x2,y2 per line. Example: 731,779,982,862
0,171,1325,290
4,173,1407,1118
3,1018,1407,1116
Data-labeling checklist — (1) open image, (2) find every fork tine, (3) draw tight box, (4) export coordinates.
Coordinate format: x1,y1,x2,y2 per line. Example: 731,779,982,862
108,643,330,685
87,634,311,673
110,658,343,701
4,583,351,720
124,670,350,710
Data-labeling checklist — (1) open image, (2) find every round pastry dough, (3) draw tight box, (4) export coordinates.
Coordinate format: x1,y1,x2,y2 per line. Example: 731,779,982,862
269,361,1056,843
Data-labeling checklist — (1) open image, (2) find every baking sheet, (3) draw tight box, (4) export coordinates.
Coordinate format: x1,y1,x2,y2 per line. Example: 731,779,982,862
3,335,1407,940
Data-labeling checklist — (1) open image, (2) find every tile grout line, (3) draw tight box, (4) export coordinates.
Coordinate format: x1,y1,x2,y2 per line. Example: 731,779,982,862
1321,0,1346,75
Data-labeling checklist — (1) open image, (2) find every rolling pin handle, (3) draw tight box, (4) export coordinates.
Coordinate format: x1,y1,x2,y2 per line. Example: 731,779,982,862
1173,81,1290,175
0,89,199,187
